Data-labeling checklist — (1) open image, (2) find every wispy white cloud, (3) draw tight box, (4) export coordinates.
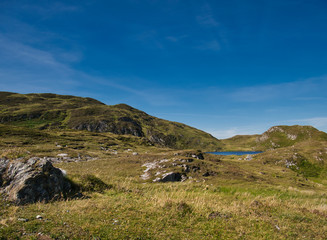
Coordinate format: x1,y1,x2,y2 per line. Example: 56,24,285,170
293,96,326,101
194,3,226,52
18,2,81,18
165,35,188,43
133,30,164,49
196,40,220,51
229,76,327,102
286,117,327,128
165,36,179,42
0,31,181,107
0,34,74,74
196,3,219,27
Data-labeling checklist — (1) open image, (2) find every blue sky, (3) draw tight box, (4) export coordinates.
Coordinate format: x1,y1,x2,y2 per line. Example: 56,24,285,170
1,0,327,138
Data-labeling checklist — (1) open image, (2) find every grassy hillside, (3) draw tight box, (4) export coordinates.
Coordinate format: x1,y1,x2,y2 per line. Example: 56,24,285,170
220,134,260,151
255,125,327,150
221,125,327,151
0,92,222,151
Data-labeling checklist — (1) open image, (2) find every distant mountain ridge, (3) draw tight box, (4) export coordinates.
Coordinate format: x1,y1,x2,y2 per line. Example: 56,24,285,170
0,92,222,151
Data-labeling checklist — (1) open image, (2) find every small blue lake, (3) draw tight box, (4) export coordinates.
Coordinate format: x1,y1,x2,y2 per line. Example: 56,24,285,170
207,151,263,156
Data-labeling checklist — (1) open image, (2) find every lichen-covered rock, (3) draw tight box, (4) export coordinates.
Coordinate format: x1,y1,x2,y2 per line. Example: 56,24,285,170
0,157,72,205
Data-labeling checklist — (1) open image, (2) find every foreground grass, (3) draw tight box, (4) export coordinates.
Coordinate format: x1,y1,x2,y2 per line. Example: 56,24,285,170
1,152,327,239
1,182,327,239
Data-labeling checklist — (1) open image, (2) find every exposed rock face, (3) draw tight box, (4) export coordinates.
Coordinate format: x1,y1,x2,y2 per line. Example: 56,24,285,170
72,118,144,137
0,157,72,205
147,130,177,147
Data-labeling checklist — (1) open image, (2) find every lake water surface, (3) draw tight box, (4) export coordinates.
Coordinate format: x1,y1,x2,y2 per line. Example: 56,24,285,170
207,151,263,156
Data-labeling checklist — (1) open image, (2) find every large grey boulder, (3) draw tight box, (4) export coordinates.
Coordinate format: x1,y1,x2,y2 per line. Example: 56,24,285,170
0,157,72,205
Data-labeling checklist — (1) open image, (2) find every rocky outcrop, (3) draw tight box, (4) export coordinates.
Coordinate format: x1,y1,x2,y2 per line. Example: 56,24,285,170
147,130,177,147
140,154,209,182
0,157,72,205
72,117,144,137
158,172,182,182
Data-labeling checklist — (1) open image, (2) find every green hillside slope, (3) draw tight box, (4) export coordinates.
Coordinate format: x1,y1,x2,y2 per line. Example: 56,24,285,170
0,92,222,151
255,125,327,149
221,125,327,151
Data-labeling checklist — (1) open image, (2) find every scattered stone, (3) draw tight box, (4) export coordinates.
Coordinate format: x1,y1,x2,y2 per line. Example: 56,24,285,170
275,225,280,231
285,160,298,169
202,171,217,177
140,172,150,180
192,166,200,172
182,164,190,173
245,155,253,161
190,153,204,160
17,218,29,222
141,159,170,179
152,177,161,182
57,153,68,157
132,152,138,156
181,175,188,182
287,134,297,140
36,215,43,220
159,159,170,163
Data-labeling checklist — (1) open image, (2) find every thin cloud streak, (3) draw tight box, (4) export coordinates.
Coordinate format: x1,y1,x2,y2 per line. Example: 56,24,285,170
286,117,327,128
196,40,221,51
0,34,74,75
0,33,182,107
196,3,220,27
229,76,327,102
